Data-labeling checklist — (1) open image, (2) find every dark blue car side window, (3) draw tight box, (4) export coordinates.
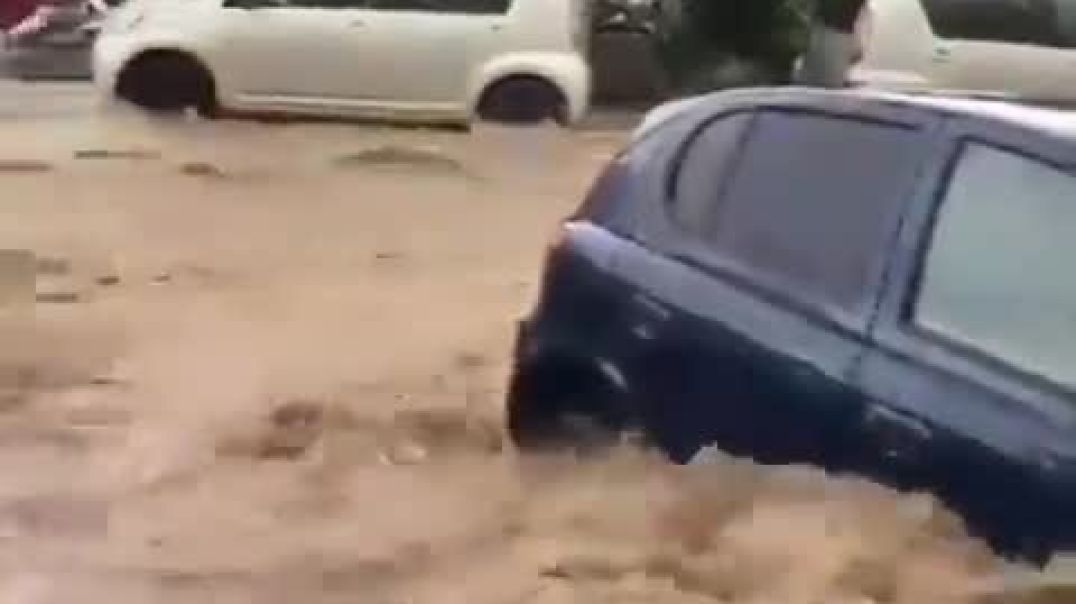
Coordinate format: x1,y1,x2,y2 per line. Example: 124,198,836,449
915,142,1076,392
671,112,752,235
701,110,924,320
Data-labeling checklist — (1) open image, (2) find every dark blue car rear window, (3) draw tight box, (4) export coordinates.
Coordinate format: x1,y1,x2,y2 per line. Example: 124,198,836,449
671,112,753,234
677,110,925,324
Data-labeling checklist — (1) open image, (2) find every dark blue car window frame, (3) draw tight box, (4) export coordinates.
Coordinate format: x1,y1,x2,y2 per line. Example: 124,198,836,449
665,110,756,235
908,139,1076,392
871,117,1076,422
665,109,756,202
662,104,936,338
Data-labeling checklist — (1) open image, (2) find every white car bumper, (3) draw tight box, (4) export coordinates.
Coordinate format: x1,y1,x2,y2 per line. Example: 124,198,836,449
556,52,592,124
90,33,129,96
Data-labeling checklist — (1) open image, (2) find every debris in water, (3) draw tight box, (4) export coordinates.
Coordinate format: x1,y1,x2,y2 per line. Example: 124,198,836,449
216,399,330,461
0,160,52,173
378,441,429,466
179,162,227,178
35,257,70,276
255,399,326,460
73,149,161,161
334,145,463,173
35,291,80,304
89,359,134,387
453,351,488,371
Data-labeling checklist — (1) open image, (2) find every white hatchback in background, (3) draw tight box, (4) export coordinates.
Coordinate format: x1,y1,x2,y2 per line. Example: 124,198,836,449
851,0,1076,103
93,0,591,126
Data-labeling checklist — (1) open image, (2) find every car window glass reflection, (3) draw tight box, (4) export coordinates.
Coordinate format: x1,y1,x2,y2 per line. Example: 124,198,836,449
916,142,1076,390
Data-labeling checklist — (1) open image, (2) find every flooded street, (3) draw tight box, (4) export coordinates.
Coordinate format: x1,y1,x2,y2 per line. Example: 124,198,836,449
0,85,1039,603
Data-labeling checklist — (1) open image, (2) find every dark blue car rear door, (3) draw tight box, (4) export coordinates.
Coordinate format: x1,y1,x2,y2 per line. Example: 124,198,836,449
617,101,941,465
857,116,1076,557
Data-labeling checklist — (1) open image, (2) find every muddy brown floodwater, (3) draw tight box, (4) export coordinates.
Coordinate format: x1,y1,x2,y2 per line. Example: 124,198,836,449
0,110,1038,603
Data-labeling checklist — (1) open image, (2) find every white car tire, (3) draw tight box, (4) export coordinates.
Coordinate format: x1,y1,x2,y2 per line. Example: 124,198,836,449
477,76,567,126
115,51,217,117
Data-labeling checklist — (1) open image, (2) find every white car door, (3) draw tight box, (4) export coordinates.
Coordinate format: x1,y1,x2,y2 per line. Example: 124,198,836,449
919,0,1076,101
354,0,510,107
217,0,375,107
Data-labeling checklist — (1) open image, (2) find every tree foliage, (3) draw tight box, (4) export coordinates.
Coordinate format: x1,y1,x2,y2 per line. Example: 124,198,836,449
687,0,810,61
601,0,867,93
661,0,812,86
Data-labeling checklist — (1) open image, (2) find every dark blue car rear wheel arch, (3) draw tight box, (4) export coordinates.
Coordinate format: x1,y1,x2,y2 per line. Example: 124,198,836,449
506,354,635,453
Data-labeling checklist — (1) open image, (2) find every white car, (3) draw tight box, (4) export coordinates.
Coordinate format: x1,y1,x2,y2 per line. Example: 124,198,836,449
93,0,591,126
851,0,1076,102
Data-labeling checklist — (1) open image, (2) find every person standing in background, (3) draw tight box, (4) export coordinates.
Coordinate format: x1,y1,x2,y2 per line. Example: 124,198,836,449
796,0,868,87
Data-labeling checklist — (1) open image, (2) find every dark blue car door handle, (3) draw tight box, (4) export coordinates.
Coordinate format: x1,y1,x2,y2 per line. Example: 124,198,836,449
630,292,671,321
862,403,933,462
629,293,670,341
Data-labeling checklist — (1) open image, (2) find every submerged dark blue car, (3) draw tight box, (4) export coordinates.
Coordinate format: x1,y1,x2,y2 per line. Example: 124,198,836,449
507,87,1076,563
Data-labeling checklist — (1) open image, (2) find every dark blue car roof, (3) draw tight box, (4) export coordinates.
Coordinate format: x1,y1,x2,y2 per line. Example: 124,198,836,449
647,87,1076,145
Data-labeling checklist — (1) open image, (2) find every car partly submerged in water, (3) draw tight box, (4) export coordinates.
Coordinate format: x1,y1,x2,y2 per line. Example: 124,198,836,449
507,86,1076,565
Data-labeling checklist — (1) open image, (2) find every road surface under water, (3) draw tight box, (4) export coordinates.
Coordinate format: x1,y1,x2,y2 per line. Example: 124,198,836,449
0,99,1060,603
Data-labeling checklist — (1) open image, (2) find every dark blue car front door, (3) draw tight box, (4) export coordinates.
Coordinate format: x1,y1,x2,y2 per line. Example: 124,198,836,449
857,118,1076,558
